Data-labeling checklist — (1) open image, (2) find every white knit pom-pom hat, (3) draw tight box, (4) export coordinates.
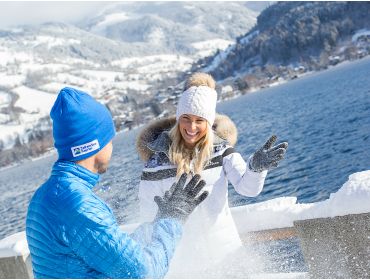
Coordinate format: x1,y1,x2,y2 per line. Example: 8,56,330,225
176,86,217,125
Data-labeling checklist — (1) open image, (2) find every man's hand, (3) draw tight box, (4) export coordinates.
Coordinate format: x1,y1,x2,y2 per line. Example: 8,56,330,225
154,173,208,223
249,135,288,172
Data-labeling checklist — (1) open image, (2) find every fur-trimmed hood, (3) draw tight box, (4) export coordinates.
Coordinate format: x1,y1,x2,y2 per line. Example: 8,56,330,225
136,114,238,162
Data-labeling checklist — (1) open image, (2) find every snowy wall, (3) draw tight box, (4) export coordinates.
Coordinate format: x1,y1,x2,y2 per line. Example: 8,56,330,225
232,170,370,233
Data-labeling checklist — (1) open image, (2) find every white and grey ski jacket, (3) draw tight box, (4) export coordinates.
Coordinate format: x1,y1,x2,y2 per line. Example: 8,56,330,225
136,114,267,277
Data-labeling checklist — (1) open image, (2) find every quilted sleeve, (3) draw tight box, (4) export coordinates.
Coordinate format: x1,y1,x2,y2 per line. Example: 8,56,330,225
60,188,182,279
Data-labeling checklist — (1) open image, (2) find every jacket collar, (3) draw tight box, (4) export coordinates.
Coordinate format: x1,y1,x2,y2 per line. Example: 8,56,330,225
146,131,171,157
51,160,100,189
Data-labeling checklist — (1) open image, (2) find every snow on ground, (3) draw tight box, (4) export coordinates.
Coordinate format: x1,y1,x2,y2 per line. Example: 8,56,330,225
32,36,81,49
79,69,123,82
202,42,236,73
114,81,151,92
19,63,71,74
0,49,32,67
0,86,57,148
0,73,25,88
40,82,85,95
90,12,131,34
0,124,31,149
240,30,259,45
191,39,233,58
202,30,260,73
19,62,52,73
0,114,10,124
12,86,57,115
147,28,166,45
56,72,90,86
111,54,193,72
352,28,370,42
41,63,72,73
232,170,370,233
221,85,233,95
0,91,11,108
53,57,101,68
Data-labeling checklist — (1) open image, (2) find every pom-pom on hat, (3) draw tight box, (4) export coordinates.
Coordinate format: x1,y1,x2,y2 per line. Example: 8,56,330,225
50,87,116,161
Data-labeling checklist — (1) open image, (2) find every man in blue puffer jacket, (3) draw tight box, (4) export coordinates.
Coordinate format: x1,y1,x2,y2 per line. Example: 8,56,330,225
25,87,208,278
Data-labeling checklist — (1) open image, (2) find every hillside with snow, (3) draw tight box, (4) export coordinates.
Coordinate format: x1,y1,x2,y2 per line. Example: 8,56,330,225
81,2,257,55
194,2,370,91
0,2,258,167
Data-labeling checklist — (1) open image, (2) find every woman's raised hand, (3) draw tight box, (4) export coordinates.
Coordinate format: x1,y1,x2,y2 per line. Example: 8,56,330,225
249,135,288,172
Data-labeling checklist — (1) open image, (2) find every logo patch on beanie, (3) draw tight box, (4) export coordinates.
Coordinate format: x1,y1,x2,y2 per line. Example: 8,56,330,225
71,139,100,157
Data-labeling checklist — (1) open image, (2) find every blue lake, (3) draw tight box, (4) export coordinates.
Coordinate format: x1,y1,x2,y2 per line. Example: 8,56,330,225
0,57,369,241
221,58,370,206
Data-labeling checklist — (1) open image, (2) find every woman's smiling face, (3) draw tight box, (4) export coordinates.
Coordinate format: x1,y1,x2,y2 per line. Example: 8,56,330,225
178,114,208,149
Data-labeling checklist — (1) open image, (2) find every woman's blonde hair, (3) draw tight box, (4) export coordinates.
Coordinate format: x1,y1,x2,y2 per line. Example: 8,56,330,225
169,72,216,176
169,123,214,176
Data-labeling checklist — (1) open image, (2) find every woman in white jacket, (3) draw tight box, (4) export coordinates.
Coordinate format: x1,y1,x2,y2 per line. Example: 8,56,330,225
136,73,288,277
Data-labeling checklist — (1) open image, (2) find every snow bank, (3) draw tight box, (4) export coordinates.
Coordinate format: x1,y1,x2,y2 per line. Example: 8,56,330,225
232,170,370,232
0,232,28,258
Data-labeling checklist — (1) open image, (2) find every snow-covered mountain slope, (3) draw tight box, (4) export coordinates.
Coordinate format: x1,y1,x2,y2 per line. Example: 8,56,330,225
0,3,258,165
198,2,370,82
81,2,257,55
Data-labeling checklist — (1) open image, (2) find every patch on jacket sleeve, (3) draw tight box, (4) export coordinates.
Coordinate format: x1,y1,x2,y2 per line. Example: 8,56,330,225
213,142,228,154
204,155,223,170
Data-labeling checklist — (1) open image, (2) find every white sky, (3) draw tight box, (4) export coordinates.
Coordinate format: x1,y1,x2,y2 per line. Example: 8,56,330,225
0,1,115,29
0,1,274,29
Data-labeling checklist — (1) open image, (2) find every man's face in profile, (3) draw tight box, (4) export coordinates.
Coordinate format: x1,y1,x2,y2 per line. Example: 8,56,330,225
96,141,113,174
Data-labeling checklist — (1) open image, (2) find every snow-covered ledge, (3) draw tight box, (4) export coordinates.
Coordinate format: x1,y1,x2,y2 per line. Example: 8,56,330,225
0,231,33,278
231,170,370,233
1,170,369,278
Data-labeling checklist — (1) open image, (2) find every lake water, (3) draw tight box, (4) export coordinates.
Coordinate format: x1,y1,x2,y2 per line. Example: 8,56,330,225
0,57,369,247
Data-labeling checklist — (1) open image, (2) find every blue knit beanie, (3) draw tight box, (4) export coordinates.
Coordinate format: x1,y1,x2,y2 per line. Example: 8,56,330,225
50,87,116,161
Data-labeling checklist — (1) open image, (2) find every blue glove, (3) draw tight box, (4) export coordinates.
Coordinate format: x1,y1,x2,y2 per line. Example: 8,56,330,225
249,135,288,172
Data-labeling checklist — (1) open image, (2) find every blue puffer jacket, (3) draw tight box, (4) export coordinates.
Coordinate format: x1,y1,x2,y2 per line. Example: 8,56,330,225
26,160,182,279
